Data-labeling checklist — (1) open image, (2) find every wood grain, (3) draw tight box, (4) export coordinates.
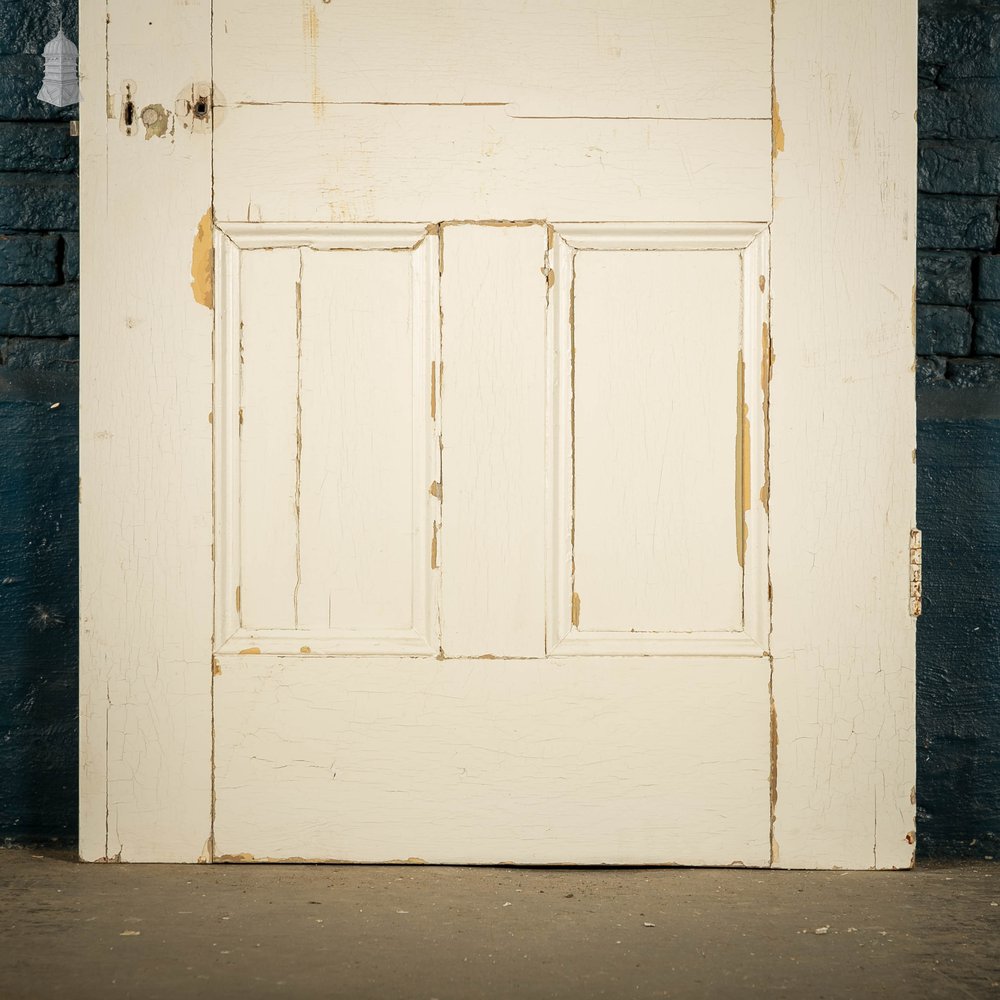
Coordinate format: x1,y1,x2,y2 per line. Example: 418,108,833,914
572,248,744,635
214,0,771,119
214,106,771,225
297,248,416,633
79,0,214,862
238,249,300,631
440,225,548,658
769,0,917,869
214,655,772,865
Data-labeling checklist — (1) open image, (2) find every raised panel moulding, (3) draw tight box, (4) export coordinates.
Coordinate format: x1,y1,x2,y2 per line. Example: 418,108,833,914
546,223,770,658
213,223,440,657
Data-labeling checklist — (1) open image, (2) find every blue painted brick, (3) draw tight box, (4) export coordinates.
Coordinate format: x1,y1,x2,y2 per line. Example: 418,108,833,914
918,305,974,356
918,196,998,250
0,55,75,122
974,304,1000,356
0,175,77,232
917,413,1000,858
61,234,77,282
0,286,78,337
917,252,972,305
919,81,1000,141
0,1,78,56
0,336,77,371
978,256,1000,301
0,235,59,285
919,142,1000,195
919,10,1000,81
944,357,1000,389
0,124,77,173
0,370,78,845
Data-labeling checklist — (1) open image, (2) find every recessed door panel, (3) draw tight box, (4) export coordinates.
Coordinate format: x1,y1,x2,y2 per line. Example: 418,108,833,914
216,226,440,656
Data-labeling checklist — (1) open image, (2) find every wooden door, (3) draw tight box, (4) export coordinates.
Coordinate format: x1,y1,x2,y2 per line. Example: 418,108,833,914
80,1,918,868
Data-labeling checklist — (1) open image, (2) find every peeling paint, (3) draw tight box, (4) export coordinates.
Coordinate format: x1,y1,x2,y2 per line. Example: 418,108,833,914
302,2,320,43
140,103,170,140
735,351,751,567
772,95,785,157
429,481,442,499
760,321,774,513
431,522,439,569
302,2,325,112
430,361,437,420
293,264,304,625
217,853,428,864
191,209,214,310
439,219,546,229
770,0,784,161
769,684,779,866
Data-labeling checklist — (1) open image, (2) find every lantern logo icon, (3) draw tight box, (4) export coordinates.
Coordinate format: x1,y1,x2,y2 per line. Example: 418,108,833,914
38,30,80,108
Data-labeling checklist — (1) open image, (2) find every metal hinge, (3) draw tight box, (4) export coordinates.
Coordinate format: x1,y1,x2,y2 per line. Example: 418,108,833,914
909,529,922,617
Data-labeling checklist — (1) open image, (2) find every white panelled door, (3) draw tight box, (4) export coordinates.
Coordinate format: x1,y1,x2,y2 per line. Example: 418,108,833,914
80,1,918,867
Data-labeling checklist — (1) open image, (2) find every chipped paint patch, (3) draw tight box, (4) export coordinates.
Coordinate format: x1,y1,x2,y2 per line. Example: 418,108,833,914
429,480,442,499
218,853,428,864
772,95,785,158
571,592,581,627
140,103,170,140
431,522,439,569
239,646,261,655
760,321,773,513
212,658,222,677
302,2,320,43
769,693,779,819
299,646,312,654
302,1,326,113
191,209,214,310
736,351,751,566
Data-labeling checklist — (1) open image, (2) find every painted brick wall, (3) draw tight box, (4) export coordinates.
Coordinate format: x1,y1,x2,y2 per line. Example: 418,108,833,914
0,0,78,846
916,0,1000,858
0,1,78,372
918,0,1000,379
0,1,998,856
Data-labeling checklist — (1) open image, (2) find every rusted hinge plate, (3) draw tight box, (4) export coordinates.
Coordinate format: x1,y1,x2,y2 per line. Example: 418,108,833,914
909,528,922,617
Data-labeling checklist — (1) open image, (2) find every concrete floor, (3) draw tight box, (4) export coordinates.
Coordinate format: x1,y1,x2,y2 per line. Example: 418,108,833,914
1,851,997,999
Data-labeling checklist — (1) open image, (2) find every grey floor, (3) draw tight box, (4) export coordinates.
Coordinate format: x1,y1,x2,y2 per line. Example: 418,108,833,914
1,851,997,999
